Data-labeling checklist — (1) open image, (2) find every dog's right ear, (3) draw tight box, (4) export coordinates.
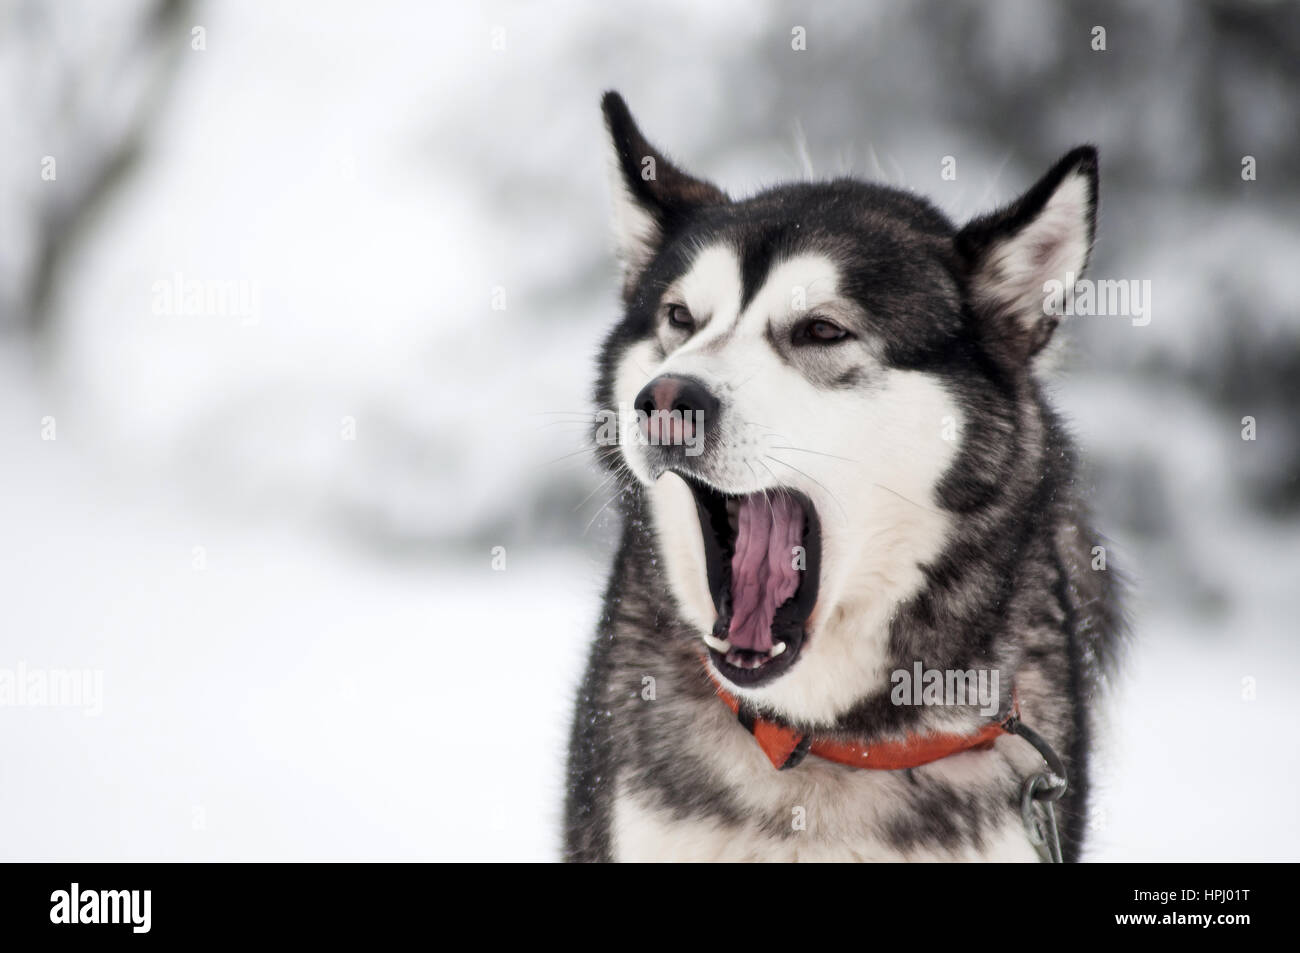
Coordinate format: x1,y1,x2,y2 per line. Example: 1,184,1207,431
602,91,727,291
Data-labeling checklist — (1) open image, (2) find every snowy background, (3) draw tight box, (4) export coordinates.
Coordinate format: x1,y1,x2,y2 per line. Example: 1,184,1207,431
1,0,1297,860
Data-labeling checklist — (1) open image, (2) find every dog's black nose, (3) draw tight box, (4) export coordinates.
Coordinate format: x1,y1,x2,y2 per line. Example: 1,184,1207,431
635,375,719,446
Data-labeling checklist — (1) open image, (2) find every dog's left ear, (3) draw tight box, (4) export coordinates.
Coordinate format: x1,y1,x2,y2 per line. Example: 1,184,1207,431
955,147,1098,363
602,91,728,292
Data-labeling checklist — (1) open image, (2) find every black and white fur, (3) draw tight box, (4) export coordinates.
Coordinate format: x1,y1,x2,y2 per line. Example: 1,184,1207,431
564,92,1123,862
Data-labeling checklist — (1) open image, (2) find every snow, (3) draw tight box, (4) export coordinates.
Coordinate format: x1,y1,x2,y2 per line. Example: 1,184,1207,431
0,386,596,859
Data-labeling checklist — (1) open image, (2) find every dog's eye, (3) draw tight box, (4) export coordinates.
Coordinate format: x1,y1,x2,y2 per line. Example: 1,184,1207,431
666,304,695,331
795,317,850,344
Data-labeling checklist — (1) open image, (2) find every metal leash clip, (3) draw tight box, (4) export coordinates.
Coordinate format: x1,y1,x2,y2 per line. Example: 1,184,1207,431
1004,717,1069,863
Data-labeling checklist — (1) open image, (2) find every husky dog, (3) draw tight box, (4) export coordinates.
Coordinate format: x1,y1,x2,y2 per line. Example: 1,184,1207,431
565,92,1123,862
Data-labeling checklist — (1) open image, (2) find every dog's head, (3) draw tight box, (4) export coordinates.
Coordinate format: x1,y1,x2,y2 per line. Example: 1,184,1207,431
593,92,1097,724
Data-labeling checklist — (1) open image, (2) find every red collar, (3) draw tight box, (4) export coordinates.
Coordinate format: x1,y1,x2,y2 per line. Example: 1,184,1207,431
706,667,1018,771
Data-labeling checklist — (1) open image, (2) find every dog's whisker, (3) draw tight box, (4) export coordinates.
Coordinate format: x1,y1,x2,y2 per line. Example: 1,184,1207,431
538,419,599,431
767,445,859,463
755,457,781,492
868,482,944,517
763,454,849,522
744,459,776,522
582,486,624,536
540,443,621,468
759,477,776,524
573,468,623,513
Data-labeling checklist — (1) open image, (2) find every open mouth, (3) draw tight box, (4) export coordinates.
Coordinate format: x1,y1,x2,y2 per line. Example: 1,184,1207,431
678,474,821,687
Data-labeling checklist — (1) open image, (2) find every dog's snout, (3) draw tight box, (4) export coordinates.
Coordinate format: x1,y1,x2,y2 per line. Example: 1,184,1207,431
634,375,719,447
636,375,718,420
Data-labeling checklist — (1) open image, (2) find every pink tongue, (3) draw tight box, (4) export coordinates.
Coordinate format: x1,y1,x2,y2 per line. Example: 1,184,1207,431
727,494,804,653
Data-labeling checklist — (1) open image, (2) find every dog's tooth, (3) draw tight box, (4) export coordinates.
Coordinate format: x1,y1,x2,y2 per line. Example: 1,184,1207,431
769,641,787,658
703,633,732,653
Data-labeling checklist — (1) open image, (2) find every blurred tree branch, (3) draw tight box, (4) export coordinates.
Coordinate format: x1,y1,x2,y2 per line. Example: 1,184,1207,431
4,0,191,346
